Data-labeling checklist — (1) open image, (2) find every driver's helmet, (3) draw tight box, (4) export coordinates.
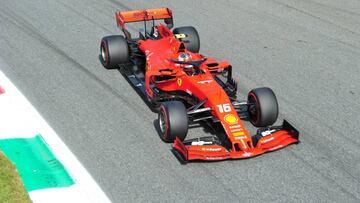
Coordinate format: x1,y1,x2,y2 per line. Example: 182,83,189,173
177,52,193,70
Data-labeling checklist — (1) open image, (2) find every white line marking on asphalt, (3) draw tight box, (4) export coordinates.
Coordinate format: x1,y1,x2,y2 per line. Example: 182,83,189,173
0,69,111,203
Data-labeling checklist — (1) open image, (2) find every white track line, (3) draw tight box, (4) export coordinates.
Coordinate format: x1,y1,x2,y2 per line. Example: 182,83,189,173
0,69,111,203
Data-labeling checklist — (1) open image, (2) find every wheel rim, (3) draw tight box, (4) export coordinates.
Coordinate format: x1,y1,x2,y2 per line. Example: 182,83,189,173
249,105,257,121
248,94,259,124
159,111,166,134
101,44,107,62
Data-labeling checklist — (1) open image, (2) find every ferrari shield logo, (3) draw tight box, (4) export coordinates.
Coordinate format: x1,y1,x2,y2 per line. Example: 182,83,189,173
177,78,182,86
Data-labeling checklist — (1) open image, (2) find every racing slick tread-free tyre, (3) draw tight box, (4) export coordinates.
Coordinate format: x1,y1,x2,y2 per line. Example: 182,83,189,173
158,101,188,143
100,35,129,69
248,87,278,127
173,26,200,53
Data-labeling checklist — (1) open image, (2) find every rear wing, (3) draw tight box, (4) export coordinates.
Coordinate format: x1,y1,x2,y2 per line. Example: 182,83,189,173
115,7,173,30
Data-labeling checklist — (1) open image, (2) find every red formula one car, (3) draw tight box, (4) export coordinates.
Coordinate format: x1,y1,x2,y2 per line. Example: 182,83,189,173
99,8,299,162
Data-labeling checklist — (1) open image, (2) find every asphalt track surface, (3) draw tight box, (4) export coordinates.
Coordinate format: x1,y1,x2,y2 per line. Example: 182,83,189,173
0,0,359,202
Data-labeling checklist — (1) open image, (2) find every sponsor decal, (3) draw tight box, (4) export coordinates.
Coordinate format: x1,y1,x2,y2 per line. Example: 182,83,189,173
261,136,275,143
186,89,192,95
177,78,182,86
224,114,238,124
201,147,222,152
261,129,276,137
197,80,213,84
230,129,242,133
229,124,241,129
174,33,186,39
191,140,212,146
233,131,245,137
234,136,247,140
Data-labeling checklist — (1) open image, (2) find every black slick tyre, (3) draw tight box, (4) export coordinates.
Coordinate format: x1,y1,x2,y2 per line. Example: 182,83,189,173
158,101,188,142
248,87,278,127
100,35,129,69
173,26,200,53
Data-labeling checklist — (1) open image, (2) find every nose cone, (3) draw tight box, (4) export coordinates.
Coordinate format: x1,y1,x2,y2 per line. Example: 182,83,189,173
183,75,252,151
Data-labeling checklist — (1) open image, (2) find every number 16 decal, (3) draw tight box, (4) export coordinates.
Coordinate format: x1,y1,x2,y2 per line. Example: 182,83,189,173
216,103,231,113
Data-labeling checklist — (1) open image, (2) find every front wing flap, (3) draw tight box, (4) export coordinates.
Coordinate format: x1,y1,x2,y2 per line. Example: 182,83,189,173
173,120,299,162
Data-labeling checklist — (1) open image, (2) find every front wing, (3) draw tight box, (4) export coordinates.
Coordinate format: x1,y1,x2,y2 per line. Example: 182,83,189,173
173,120,299,162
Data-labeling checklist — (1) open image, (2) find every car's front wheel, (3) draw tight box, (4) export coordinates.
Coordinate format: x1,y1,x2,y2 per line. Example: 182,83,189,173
248,87,279,127
158,101,188,142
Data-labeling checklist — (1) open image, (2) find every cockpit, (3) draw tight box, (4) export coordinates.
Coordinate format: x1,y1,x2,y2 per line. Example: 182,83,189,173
172,52,206,76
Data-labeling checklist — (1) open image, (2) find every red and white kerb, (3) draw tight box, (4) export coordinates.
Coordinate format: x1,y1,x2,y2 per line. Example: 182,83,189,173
0,85,5,94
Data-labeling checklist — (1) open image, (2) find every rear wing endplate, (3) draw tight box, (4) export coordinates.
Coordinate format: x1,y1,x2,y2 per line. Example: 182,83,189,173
115,7,173,30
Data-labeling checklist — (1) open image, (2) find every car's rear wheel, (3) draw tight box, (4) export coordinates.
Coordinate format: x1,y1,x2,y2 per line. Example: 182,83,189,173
100,35,129,69
248,87,278,127
173,26,200,53
158,101,188,142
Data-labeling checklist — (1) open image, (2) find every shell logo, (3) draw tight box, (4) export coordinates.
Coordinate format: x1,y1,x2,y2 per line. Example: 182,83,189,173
224,114,238,124
177,78,182,86
233,131,245,137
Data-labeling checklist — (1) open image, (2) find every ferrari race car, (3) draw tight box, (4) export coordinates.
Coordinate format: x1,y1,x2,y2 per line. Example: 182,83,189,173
99,8,299,162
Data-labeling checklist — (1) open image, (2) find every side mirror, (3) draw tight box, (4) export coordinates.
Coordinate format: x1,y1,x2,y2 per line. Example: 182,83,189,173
164,18,173,29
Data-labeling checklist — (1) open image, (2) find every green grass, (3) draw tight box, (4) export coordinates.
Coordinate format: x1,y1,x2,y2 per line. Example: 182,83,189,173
0,151,31,203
